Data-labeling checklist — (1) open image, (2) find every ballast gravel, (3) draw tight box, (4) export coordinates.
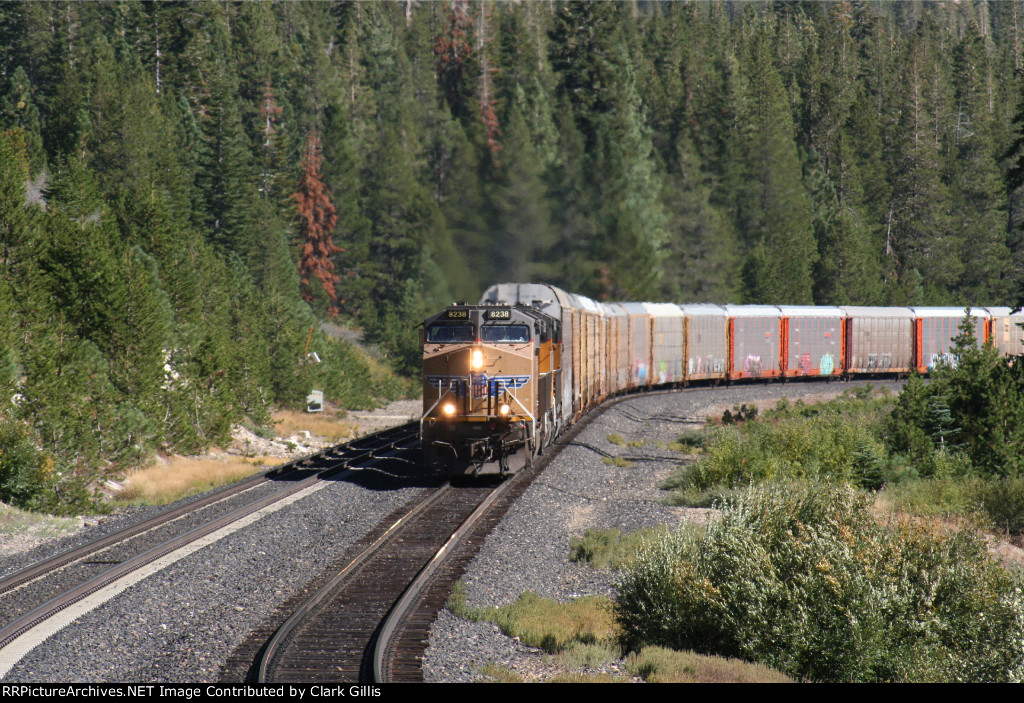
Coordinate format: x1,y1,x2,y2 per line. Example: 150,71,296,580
0,473,424,683
423,381,899,683
0,381,896,683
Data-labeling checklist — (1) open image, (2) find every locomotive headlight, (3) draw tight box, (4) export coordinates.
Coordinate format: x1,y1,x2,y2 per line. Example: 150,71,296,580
471,349,484,369
499,403,511,416
443,403,456,416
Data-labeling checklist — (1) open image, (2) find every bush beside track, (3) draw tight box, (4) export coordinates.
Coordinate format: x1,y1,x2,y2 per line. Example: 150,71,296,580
616,482,1024,683
431,372,1024,683
618,336,1024,682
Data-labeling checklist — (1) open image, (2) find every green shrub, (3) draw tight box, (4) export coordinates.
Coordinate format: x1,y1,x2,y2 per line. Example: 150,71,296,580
977,477,1024,536
664,411,890,497
616,483,1024,682
672,428,707,453
569,526,670,570
721,403,757,424
0,420,52,509
887,320,1024,478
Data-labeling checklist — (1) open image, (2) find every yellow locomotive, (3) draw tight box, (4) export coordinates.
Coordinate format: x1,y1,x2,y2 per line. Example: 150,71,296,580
420,301,561,474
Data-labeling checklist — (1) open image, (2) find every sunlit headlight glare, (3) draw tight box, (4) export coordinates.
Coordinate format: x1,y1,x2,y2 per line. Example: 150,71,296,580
443,403,456,415
499,404,511,416
471,350,484,369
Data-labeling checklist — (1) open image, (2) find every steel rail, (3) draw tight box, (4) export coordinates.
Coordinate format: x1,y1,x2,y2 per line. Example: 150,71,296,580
371,479,509,683
0,423,419,652
0,423,417,597
253,482,453,683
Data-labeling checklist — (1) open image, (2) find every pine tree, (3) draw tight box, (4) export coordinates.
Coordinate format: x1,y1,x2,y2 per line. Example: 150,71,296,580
486,104,553,282
495,2,559,170
434,0,474,120
321,102,372,318
431,116,490,299
935,315,1024,475
740,26,817,304
195,57,261,262
661,134,741,303
548,93,597,295
886,17,957,303
473,1,501,156
950,21,1011,303
0,66,44,173
807,147,884,304
295,130,342,317
42,160,170,432
549,2,667,299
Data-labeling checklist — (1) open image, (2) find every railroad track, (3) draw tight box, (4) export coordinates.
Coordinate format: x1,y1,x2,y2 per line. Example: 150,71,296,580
245,390,617,684
0,423,419,677
249,480,504,683
1,382,876,682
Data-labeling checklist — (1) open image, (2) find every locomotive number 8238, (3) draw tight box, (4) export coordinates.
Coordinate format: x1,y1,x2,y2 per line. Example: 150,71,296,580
420,301,561,474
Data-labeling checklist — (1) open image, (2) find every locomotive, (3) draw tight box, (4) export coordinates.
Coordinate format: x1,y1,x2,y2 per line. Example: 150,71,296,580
421,282,1024,476
420,298,561,473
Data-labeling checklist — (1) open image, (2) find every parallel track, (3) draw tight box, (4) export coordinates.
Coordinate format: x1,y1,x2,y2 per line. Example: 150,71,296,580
0,423,418,664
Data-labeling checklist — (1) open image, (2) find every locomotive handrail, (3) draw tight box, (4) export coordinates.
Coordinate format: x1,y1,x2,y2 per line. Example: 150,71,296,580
420,381,446,421
420,378,459,433
504,386,536,424
504,386,537,454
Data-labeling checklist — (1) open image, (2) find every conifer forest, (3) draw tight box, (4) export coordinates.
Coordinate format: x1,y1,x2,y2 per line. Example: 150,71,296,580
2,0,1024,511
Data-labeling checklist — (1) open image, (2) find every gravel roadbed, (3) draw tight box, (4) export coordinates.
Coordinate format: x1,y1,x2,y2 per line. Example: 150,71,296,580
0,472,424,683
0,382,894,683
423,381,898,682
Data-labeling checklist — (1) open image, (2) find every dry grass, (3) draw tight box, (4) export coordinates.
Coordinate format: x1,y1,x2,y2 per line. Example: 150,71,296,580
872,490,1024,569
272,409,357,442
448,584,619,654
569,526,672,570
478,664,526,683
498,593,618,653
0,502,80,555
117,455,280,506
547,672,628,682
452,583,793,683
627,646,794,683
114,408,362,507
872,484,988,537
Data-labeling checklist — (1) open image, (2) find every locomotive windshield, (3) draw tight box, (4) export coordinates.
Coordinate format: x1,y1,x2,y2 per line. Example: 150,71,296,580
427,324,475,343
480,324,531,343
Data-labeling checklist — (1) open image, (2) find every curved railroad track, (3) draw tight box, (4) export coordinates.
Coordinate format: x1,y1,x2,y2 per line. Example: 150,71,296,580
251,480,501,683
244,387,623,684
0,423,418,677
0,380,886,683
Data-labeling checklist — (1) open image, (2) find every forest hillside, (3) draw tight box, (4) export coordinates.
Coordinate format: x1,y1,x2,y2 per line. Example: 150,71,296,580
1,0,1024,511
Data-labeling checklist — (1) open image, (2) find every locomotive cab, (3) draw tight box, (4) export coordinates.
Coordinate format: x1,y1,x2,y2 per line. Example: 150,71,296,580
421,303,560,475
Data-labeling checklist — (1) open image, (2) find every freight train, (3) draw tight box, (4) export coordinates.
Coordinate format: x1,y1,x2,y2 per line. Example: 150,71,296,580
420,282,1024,475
